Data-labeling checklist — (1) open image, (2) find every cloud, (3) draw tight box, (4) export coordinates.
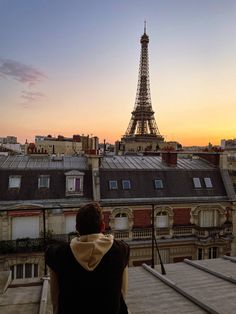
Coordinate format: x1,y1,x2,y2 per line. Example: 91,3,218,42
0,58,47,85
21,90,46,109
21,90,45,102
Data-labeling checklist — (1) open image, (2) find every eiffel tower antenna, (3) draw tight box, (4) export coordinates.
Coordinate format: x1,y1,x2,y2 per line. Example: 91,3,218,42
122,25,164,143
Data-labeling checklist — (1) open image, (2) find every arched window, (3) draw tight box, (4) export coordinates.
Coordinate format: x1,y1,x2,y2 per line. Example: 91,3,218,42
156,211,168,228
114,213,129,230
199,210,219,227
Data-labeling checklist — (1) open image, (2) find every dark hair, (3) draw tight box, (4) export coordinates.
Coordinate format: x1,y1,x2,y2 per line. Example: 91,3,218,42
76,202,103,235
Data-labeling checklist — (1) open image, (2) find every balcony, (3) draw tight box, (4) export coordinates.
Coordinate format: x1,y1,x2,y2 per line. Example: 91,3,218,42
0,234,77,255
0,238,45,254
195,225,232,239
0,224,232,255
173,226,193,237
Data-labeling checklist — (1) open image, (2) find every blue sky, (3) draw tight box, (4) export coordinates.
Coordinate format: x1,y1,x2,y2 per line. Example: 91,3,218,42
0,0,236,145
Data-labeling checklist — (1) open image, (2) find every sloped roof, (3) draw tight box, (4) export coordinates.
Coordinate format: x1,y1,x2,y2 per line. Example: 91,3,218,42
0,278,42,314
126,257,236,313
0,155,88,170
100,160,227,203
101,156,215,170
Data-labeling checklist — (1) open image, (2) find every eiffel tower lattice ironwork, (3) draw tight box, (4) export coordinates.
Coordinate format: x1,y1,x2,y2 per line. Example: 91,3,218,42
123,24,163,141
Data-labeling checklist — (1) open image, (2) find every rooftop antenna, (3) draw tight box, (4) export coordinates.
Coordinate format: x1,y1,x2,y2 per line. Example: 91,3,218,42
144,20,147,34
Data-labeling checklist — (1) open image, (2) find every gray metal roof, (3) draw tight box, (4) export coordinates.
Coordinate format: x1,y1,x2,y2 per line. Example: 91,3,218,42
101,156,215,170
2,257,235,313
0,279,42,314
126,257,236,314
0,155,88,170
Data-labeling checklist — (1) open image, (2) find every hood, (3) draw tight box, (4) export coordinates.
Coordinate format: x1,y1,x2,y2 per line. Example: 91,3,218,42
70,233,114,271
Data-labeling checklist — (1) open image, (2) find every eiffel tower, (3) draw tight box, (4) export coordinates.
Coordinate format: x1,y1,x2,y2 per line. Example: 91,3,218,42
122,23,164,150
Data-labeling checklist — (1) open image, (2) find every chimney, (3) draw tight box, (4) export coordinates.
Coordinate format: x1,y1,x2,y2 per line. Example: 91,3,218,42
161,151,177,167
197,152,220,167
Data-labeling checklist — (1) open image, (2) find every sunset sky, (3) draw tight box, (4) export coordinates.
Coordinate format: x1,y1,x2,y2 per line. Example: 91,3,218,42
0,0,236,146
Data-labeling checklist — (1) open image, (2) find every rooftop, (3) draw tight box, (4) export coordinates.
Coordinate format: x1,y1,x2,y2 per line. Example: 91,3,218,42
101,155,215,170
126,256,236,314
0,276,43,314
0,155,88,170
1,257,236,314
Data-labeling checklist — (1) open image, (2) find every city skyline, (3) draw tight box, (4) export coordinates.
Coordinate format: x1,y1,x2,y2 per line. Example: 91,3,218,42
0,0,236,146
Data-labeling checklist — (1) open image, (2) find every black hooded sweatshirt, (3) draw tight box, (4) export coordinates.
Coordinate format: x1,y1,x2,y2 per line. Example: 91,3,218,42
45,233,130,314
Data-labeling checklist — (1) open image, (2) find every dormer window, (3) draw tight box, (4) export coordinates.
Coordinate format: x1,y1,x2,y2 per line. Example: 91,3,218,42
109,180,118,190
9,176,21,189
204,177,213,188
38,175,50,188
122,180,131,190
154,179,163,189
65,170,84,196
193,177,201,188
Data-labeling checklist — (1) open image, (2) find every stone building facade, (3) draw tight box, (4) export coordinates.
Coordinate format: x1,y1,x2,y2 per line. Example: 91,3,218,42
0,152,235,279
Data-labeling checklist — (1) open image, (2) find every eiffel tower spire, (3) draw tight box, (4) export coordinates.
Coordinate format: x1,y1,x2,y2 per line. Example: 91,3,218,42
123,24,163,142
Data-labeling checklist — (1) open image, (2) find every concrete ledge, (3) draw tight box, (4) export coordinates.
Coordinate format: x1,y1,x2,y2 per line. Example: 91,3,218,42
0,271,11,294
39,276,49,314
184,258,236,284
223,255,236,263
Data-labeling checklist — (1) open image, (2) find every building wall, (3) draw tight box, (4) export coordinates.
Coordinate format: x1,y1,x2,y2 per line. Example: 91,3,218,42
0,201,233,275
133,209,151,228
173,208,191,225
35,140,83,155
0,153,234,277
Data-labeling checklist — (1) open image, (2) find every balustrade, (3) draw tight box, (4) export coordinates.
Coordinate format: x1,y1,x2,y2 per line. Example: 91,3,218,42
1,224,232,255
173,226,192,236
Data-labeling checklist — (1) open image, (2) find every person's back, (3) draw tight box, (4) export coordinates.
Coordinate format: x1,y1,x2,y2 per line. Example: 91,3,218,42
45,203,129,314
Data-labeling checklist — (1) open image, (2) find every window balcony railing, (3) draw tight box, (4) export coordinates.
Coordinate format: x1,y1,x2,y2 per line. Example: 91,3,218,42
113,231,130,239
195,225,232,238
132,228,152,239
0,234,78,255
173,226,193,236
0,225,232,255
0,238,45,254
156,228,170,236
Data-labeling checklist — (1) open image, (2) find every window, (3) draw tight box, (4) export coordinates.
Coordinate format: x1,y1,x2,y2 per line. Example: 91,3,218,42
198,248,203,260
199,210,219,227
65,170,84,196
16,264,23,279
10,263,38,280
193,177,201,188
156,211,168,228
204,177,213,188
9,176,21,189
67,177,81,192
114,213,128,230
154,179,163,189
38,175,50,188
122,180,131,190
208,247,218,259
109,180,118,190
12,216,40,239
65,215,76,234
